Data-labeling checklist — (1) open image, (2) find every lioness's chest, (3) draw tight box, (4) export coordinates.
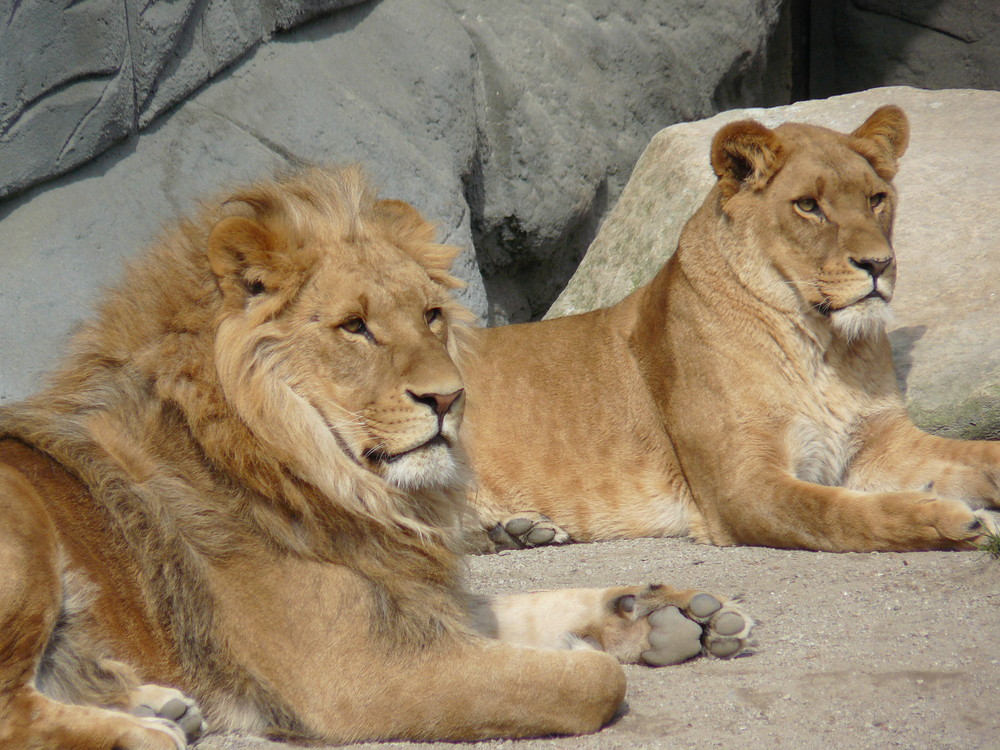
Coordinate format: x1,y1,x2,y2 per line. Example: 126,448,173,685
785,414,858,486
782,371,868,487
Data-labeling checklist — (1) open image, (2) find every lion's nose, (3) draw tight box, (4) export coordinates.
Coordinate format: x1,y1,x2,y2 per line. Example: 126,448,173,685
850,256,892,279
409,388,464,417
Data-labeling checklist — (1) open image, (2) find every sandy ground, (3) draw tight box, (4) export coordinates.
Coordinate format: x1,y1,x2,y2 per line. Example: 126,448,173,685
197,537,1000,750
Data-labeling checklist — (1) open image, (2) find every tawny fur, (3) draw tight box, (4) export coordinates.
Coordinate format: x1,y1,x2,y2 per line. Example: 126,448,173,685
0,166,757,748
462,106,1000,553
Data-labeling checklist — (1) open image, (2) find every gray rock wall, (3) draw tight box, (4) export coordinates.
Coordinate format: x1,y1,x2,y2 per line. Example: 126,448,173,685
809,1,1000,96
0,0,789,403
455,1,790,322
0,0,367,199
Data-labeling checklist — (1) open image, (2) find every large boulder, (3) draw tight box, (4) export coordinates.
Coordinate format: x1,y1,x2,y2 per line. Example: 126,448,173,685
0,0,788,403
549,86,1000,440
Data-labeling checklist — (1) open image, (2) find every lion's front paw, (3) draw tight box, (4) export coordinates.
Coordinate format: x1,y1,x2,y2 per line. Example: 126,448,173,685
488,512,571,550
129,684,206,745
614,586,753,666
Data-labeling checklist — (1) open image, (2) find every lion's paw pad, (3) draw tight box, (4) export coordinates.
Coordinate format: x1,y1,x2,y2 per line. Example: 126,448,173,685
688,592,723,618
131,685,206,743
642,606,704,666
641,596,753,666
492,513,571,549
702,604,753,658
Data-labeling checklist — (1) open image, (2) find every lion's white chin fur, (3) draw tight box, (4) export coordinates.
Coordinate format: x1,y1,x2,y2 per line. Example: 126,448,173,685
829,298,894,342
381,439,463,491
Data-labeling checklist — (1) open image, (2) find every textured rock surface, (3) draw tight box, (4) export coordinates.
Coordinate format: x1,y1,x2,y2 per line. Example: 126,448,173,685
549,87,1000,439
0,0,789,403
0,0,366,199
810,1,1000,97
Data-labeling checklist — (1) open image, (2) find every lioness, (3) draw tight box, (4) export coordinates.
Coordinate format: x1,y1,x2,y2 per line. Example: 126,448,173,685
463,106,1000,553
0,167,752,748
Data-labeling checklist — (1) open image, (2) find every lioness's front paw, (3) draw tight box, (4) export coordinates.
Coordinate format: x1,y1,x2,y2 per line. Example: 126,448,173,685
925,498,999,548
130,684,206,744
609,586,753,666
971,509,999,538
489,512,571,550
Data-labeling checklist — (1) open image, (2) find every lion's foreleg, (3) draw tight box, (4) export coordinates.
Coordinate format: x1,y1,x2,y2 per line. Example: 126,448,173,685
285,636,627,741
471,585,753,665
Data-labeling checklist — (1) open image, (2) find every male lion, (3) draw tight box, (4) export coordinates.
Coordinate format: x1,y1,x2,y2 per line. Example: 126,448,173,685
463,106,1000,553
0,167,752,748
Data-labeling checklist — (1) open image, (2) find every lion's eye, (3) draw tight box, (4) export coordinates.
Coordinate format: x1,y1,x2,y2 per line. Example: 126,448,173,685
793,197,825,221
869,192,886,210
340,317,368,335
425,307,443,325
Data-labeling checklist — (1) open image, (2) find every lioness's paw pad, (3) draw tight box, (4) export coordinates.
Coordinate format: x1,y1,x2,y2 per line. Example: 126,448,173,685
130,684,206,743
492,513,571,549
639,593,753,666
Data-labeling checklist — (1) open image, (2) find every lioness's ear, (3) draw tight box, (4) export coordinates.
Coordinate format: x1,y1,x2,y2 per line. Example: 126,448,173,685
850,105,909,180
710,120,785,197
852,105,909,161
208,215,278,298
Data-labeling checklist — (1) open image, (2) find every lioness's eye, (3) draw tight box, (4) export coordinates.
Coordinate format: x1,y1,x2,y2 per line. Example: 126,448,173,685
869,192,886,210
341,317,367,335
794,197,818,213
425,307,443,325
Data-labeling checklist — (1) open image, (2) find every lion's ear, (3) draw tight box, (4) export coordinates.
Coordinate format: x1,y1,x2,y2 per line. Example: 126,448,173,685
710,120,785,197
852,105,909,160
374,199,462,282
375,200,437,244
208,215,280,298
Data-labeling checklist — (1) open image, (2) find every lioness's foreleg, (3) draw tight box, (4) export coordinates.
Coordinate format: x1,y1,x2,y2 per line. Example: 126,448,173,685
472,585,753,664
850,414,1000,510
0,466,191,750
713,469,994,551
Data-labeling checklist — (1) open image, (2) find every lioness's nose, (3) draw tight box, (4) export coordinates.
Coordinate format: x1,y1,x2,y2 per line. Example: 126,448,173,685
409,388,464,417
850,256,892,279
